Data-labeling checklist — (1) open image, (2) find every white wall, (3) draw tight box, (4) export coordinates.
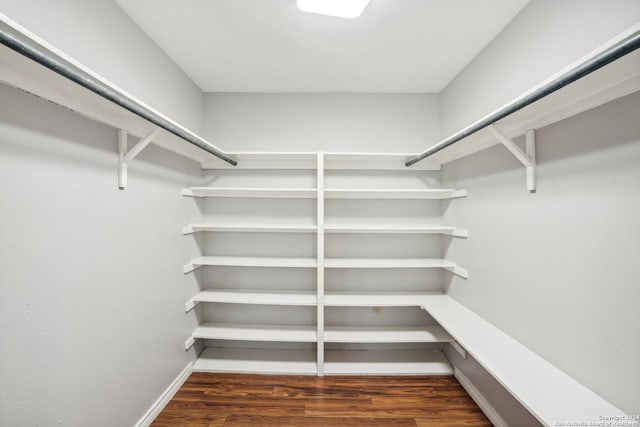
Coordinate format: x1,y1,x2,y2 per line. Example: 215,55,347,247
0,0,205,133
0,2,208,424
437,0,640,416
204,93,440,152
439,0,640,136
442,91,640,414
0,84,202,425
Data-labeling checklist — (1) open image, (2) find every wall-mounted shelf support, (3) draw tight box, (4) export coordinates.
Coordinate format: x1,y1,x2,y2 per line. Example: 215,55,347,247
185,299,197,312
488,125,536,192
445,265,469,279
451,228,469,238
184,336,195,351
117,127,161,189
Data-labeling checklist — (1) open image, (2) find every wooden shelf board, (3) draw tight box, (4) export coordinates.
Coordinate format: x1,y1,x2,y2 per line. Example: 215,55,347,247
194,347,317,375
189,290,317,307
193,323,317,342
183,187,317,198
185,256,318,273
324,189,467,200
324,325,453,343
184,223,317,234
324,292,443,307
419,295,631,425
324,349,453,375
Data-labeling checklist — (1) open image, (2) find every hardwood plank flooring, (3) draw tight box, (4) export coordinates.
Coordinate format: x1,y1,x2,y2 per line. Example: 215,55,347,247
152,373,492,426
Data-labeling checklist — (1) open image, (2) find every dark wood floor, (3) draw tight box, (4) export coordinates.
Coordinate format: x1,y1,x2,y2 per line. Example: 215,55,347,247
152,373,492,426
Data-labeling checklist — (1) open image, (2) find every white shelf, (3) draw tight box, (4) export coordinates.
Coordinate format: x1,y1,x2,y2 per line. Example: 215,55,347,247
182,187,317,198
202,152,317,170
324,292,442,307
427,25,640,166
324,224,468,237
419,295,632,425
186,290,317,311
182,187,466,200
325,258,451,268
0,15,227,165
192,323,317,342
324,188,467,199
194,347,317,375
324,258,468,278
184,256,318,273
324,325,453,343
3,10,638,174
324,152,441,171
183,223,317,234
324,349,453,375
201,151,441,170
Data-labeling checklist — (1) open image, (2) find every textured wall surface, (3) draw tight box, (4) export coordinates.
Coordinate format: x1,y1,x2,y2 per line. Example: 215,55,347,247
442,92,640,414
0,85,202,426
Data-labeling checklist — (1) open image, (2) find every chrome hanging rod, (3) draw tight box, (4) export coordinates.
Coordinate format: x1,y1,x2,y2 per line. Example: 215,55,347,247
0,23,237,166
406,28,640,167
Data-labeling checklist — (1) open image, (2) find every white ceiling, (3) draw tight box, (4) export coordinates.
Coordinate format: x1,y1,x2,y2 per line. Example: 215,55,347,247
115,0,529,93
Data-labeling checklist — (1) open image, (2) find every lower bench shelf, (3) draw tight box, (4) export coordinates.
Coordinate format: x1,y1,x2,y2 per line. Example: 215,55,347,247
418,295,634,426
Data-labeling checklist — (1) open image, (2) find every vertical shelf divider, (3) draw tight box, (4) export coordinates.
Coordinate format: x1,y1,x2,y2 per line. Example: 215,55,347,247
316,152,325,376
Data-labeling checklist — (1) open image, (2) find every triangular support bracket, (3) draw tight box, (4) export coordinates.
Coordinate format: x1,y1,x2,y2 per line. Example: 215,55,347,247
487,125,536,192
118,127,162,189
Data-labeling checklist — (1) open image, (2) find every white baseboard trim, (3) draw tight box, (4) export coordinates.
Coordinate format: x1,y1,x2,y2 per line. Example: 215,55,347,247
134,361,194,427
455,366,509,427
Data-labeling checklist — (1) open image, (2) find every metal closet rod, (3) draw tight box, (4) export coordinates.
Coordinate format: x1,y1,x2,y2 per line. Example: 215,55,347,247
0,27,237,166
406,28,640,167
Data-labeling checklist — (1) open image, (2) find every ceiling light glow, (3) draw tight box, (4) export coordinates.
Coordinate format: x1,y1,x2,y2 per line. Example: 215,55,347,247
297,0,371,19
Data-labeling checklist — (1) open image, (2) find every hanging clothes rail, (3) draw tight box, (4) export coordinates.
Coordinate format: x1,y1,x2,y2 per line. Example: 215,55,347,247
0,14,237,166
406,28,640,167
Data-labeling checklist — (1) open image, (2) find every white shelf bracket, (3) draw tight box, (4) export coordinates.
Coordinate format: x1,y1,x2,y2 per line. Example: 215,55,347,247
185,299,198,312
488,125,536,193
184,336,195,350
450,228,469,238
525,129,536,193
118,130,127,189
183,262,200,274
446,265,469,279
118,127,162,189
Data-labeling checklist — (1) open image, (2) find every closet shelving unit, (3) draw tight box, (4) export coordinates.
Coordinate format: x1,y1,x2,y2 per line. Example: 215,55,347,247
2,11,638,422
183,152,468,375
